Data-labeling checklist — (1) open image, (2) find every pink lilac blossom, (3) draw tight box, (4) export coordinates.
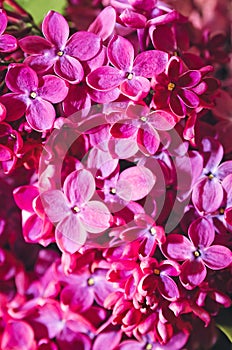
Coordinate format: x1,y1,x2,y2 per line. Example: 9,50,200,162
0,0,231,349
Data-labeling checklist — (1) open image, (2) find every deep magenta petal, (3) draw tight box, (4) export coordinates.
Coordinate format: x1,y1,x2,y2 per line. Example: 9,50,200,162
192,177,224,213
87,66,123,91
203,245,232,270
88,6,116,40
13,185,39,212
0,9,7,35
180,259,207,288
54,55,84,83
37,75,68,103
0,93,26,121
108,35,134,71
24,52,57,73
159,275,180,301
66,31,101,61
178,70,201,88
26,98,55,131
133,50,168,78
0,144,12,161
161,234,193,261
6,64,38,93
167,56,181,81
42,10,69,47
1,321,35,350
151,25,175,52
19,36,53,54
120,9,146,29
178,89,199,108
63,169,95,205
188,217,215,248
169,93,186,117
0,34,17,52
110,120,138,138
89,86,120,103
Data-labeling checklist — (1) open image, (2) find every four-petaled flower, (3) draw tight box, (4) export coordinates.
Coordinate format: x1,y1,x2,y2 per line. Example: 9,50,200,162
41,169,111,253
19,11,102,83
0,64,68,131
87,35,168,101
162,217,232,289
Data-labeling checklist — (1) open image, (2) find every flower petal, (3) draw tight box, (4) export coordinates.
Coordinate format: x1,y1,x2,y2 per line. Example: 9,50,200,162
1,321,35,350
40,190,69,222
37,75,68,103
88,6,116,40
203,245,232,270
24,51,56,73
110,120,138,138
188,217,215,248
192,177,223,213
19,36,52,54
80,200,110,233
63,169,95,205
178,70,201,88
54,55,84,83
159,275,180,301
137,125,160,155
0,9,7,35
117,165,156,201
161,234,193,261
120,76,150,100
180,259,206,288
42,10,69,47
87,66,123,91
6,64,38,93
0,93,26,121
178,89,199,108
13,185,39,212
26,98,55,131
56,214,87,246
149,110,177,130
133,50,168,78
66,31,101,61
0,34,17,52
108,35,134,71
167,56,181,81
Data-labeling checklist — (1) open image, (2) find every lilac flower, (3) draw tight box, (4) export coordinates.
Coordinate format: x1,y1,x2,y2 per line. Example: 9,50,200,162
1,321,36,350
87,35,168,101
162,217,232,289
152,56,202,117
138,258,180,301
0,9,17,53
19,11,102,83
0,64,68,131
41,169,111,253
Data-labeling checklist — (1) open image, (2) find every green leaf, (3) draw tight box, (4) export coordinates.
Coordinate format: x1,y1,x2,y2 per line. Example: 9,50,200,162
216,308,232,343
16,0,66,24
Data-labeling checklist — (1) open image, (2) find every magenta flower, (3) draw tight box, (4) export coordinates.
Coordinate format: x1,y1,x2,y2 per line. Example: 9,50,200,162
152,56,202,117
0,64,68,131
1,321,36,350
162,217,232,289
110,102,177,155
138,258,180,301
0,9,17,52
87,35,168,101
41,169,111,253
19,11,102,83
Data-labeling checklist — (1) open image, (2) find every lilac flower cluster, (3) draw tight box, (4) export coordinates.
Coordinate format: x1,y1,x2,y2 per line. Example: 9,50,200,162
0,0,232,349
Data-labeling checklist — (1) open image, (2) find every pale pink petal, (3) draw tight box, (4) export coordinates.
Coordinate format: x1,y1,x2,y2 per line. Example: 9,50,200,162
108,35,134,71
40,190,69,222
19,36,53,54
88,6,116,40
42,10,69,47
87,66,124,91
80,200,110,233
37,75,68,103
26,98,55,131
120,76,150,100
149,110,177,130
54,55,84,83
56,215,87,247
133,50,168,77
6,64,38,93
63,169,95,205
66,31,101,61
55,228,83,254
137,125,160,155
203,245,232,270
117,165,156,201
